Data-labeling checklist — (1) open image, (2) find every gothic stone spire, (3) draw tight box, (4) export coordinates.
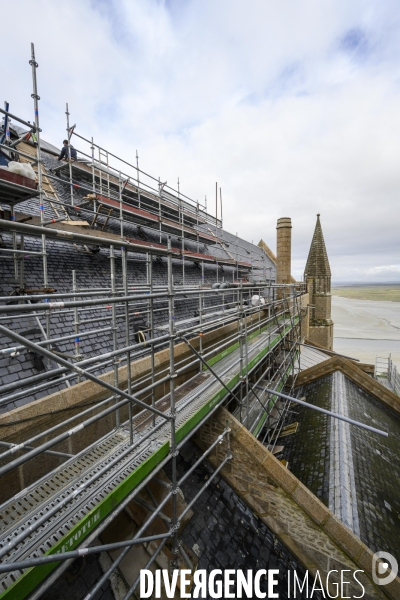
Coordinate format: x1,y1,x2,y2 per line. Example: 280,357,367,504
304,214,331,279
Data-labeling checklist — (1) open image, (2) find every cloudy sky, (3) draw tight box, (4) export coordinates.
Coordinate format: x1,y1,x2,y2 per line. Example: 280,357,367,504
4,1,400,281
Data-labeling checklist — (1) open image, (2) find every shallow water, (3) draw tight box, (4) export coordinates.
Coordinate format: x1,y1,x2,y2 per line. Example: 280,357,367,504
332,295,400,367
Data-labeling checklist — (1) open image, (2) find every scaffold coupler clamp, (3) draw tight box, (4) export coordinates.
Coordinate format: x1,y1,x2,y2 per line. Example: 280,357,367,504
171,521,181,535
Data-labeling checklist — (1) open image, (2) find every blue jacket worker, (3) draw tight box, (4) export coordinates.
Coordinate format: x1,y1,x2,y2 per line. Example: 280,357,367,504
58,140,77,161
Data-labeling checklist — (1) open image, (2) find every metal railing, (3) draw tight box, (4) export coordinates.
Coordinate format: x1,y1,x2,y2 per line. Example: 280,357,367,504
375,355,400,396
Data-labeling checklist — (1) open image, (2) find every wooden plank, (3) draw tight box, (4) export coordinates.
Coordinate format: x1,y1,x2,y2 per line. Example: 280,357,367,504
279,423,299,438
17,142,68,219
59,220,90,227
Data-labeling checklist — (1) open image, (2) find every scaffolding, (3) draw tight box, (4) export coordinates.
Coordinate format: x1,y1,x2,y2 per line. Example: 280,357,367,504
0,260,304,598
0,44,390,600
0,44,309,600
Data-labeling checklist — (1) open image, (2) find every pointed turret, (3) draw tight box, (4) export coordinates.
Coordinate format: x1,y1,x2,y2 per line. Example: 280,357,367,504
304,214,333,350
304,214,331,279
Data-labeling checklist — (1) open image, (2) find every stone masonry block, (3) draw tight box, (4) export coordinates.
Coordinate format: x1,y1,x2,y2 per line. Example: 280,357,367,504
292,482,330,524
355,546,375,575
248,438,271,465
228,475,249,495
322,515,364,560
234,432,269,466
247,496,270,516
222,413,242,436
383,576,400,600
234,425,254,448
261,453,299,494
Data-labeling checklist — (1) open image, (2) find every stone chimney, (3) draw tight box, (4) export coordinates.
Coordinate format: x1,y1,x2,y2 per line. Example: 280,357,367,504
276,217,292,285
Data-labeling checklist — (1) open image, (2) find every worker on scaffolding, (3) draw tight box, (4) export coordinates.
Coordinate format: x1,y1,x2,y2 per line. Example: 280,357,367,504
57,139,77,161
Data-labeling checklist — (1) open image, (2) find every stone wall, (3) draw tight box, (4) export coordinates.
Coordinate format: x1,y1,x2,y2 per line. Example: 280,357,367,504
309,323,333,350
307,275,331,296
314,293,332,320
195,406,400,600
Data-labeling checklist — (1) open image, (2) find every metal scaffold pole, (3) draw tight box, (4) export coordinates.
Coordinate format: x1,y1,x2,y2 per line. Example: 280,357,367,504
136,149,141,208
65,102,74,207
148,251,156,427
119,171,123,239
158,176,162,243
30,43,47,289
167,236,179,570
238,282,244,422
110,245,120,427
91,135,97,214
215,180,218,227
220,186,223,230
198,289,203,372
243,287,250,429
178,176,185,286
123,245,134,444
72,270,81,378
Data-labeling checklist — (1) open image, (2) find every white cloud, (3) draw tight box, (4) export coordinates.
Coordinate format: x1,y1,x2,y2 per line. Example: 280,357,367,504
368,265,400,273
2,0,400,281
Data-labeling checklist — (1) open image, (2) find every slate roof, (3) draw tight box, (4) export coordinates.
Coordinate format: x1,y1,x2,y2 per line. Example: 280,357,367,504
165,442,323,599
283,371,400,563
39,441,321,600
197,223,276,280
0,145,276,412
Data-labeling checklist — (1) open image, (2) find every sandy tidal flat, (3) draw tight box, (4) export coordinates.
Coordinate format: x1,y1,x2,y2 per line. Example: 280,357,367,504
332,286,400,302
332,295,400,367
